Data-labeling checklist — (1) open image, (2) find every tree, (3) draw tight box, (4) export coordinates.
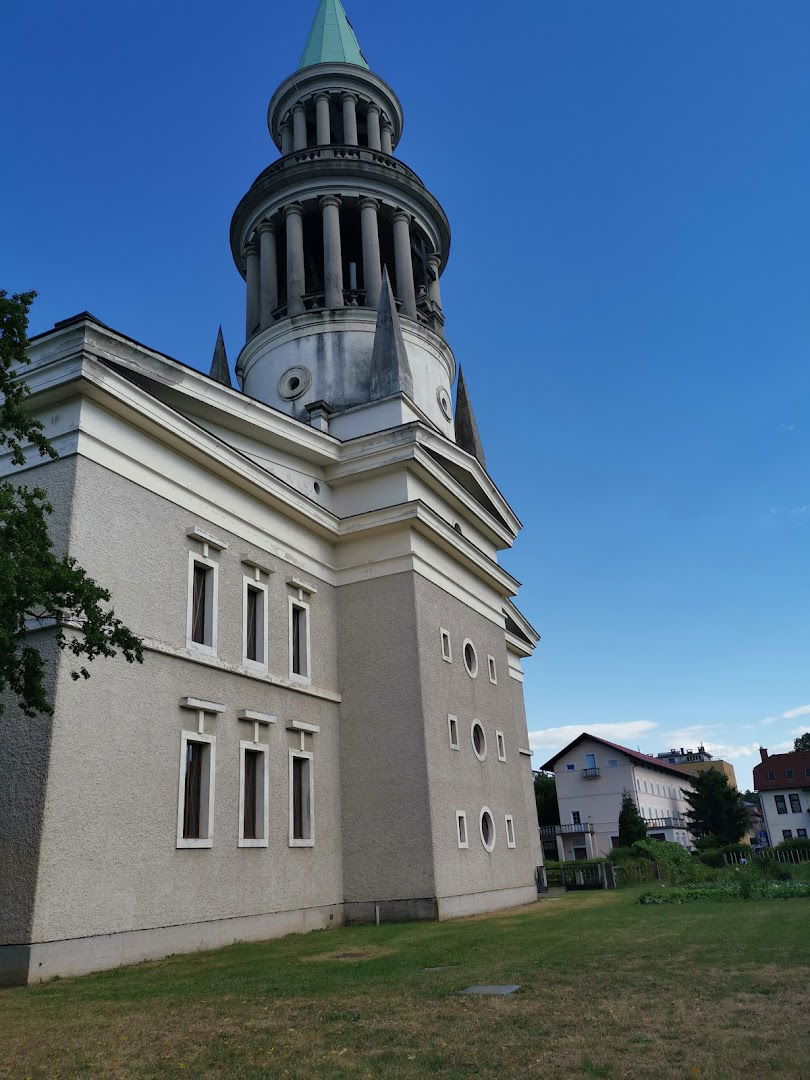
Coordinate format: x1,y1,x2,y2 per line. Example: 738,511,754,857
682,768,749,846
618,790,647,846
0,290,144,716
794,732,810,752
533,771,559,826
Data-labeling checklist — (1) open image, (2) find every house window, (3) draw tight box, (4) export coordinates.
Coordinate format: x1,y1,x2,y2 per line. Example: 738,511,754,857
782,829,793,840
243,578,268,668
767,771,775,780
607,759,618,767
774,795,787,814
785,769,794,778
797,828,807,838
463,639,478,678
789,793,801,813
567,763,576,772
289,750,313,846
176,732,215,848
440,628,452,662
804,768,810,777
448,714,459,750
289,599,310,681
487,655,497,684
585,753,596,769
505,815,516,848
479,807,495,852
187,555,217,654
471,721,487,760
496,730,506,762
572,810,581,825
456,811,468,849
239,742,268,847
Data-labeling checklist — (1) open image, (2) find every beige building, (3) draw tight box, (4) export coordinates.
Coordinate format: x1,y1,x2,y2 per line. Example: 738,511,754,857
540,734,695,860
0,0,541,987
655,745,738,788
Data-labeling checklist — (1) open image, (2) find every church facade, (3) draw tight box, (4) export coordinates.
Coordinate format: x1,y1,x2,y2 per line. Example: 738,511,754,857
0,0,540,986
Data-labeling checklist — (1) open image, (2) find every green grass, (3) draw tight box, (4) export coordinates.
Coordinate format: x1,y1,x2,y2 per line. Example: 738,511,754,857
1,888,808,1078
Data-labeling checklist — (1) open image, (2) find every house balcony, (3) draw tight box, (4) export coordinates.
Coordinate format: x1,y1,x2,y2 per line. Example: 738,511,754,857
581,767,601,780
644,816,688,830
539,822,594,837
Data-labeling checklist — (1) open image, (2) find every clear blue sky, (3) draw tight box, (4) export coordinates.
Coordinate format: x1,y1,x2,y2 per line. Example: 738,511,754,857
4,1,810,787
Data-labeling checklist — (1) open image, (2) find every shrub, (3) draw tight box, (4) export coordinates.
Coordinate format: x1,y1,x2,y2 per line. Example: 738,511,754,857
638,879,810,904
776,837,810,853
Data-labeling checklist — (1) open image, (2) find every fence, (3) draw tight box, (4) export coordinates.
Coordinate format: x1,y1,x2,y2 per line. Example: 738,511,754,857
724,847,810,867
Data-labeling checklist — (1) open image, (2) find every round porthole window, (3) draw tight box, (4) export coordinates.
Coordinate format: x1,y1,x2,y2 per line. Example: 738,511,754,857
471,721,486,761
480,807,496,852
437,386,452,421
463,639,478,678
278,366,311,400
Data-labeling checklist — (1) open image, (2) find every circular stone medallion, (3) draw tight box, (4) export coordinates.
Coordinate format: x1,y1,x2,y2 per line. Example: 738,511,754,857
278,366,311,400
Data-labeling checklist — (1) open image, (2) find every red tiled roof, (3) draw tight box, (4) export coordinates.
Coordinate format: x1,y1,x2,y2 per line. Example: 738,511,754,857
753,749,810,791
539,733,693,779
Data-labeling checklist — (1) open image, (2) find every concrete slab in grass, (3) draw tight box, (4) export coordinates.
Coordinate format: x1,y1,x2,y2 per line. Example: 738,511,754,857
460,984,520,995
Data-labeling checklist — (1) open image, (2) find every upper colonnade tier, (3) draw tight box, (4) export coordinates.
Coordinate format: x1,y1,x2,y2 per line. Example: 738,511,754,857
267,64,404,155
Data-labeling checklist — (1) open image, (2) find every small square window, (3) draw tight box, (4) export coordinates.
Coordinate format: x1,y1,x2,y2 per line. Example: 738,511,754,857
505,814,516,848
785,769,794,779
440,628,452,663
239,742,268,847
566,763,576,772
789,793,801,813
456,811,468,849
448,714,459,750
496,730,506,762
177,732,215,849
767,771,775,780
289,599,310,681
487,655,497,684
797,828,807,838
289,750,313,846
782,829,793,840
187,554,218,655
243,578,268,669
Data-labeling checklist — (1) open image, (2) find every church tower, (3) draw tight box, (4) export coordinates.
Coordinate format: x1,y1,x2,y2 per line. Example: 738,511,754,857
231,0,455,440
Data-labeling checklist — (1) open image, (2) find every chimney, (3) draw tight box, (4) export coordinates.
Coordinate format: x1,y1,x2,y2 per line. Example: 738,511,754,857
759,747,768,762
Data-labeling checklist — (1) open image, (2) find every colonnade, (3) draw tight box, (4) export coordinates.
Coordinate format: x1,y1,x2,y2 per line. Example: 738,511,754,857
244,197,442,339
279,92,395,155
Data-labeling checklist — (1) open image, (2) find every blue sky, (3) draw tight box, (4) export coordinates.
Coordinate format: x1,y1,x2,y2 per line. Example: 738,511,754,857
3,1,809,787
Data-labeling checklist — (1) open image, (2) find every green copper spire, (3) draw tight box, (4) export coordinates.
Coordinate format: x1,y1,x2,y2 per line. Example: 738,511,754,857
298,0,369,70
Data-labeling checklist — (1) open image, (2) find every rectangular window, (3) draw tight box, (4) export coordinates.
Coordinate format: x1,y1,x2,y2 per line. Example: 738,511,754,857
789,793,801,813
496,730,506,761
782,829,793,840
585,753,596,769
448,714,459,750
487,655,497,684
187,555,217,654
566,763,576,771
440,628,452,663
767,770,775,779
289,599,310,680
176,732,215,848
289,750,313,846
797,828,807,838
607,759,618,767
239,742,268,847
243,579,268,668
775,795,787,814
456,811,468,848
571,810,581,825
505,814,516,848
785,769,794,778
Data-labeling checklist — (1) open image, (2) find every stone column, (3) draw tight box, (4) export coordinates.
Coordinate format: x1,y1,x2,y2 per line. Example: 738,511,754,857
381,121,393,155
392,210,417,319
258,220,278,329
341,93,358,145
366,103,382,150
320,195,344,309
244,240,260,339
427,252,442,308
285,203,306,316
280,118,293,155
293,103,307,150
315,93,331,145
360,197,382,308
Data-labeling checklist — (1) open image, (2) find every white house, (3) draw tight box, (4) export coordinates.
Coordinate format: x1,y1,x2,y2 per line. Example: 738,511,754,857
753,747,810,847
540,733,695,860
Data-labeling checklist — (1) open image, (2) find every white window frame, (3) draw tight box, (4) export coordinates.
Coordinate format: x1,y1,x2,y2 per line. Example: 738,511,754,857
288,596,311,684
238,740,269,848
448,714,459,750
176,730,216,849
242,576,269,671
505,814,516,848
440,628,452,663
456,810,469,849
462,638,478,678
186,552,218,657
487,654,497,684
471,720,487,761
289,748,314,847
479,806,496,852
496,730,506,762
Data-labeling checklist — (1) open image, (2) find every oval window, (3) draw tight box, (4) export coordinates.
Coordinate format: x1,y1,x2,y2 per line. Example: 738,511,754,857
480,807,495,852
463,639,478,678
471,721,486,760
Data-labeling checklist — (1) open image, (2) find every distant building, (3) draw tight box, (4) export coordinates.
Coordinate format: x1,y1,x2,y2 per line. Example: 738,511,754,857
655,745,738,789
540,734,696,861
753,748,810,846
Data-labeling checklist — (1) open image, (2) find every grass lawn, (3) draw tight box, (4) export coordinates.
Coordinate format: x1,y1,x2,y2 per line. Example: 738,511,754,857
1,888,808,1078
